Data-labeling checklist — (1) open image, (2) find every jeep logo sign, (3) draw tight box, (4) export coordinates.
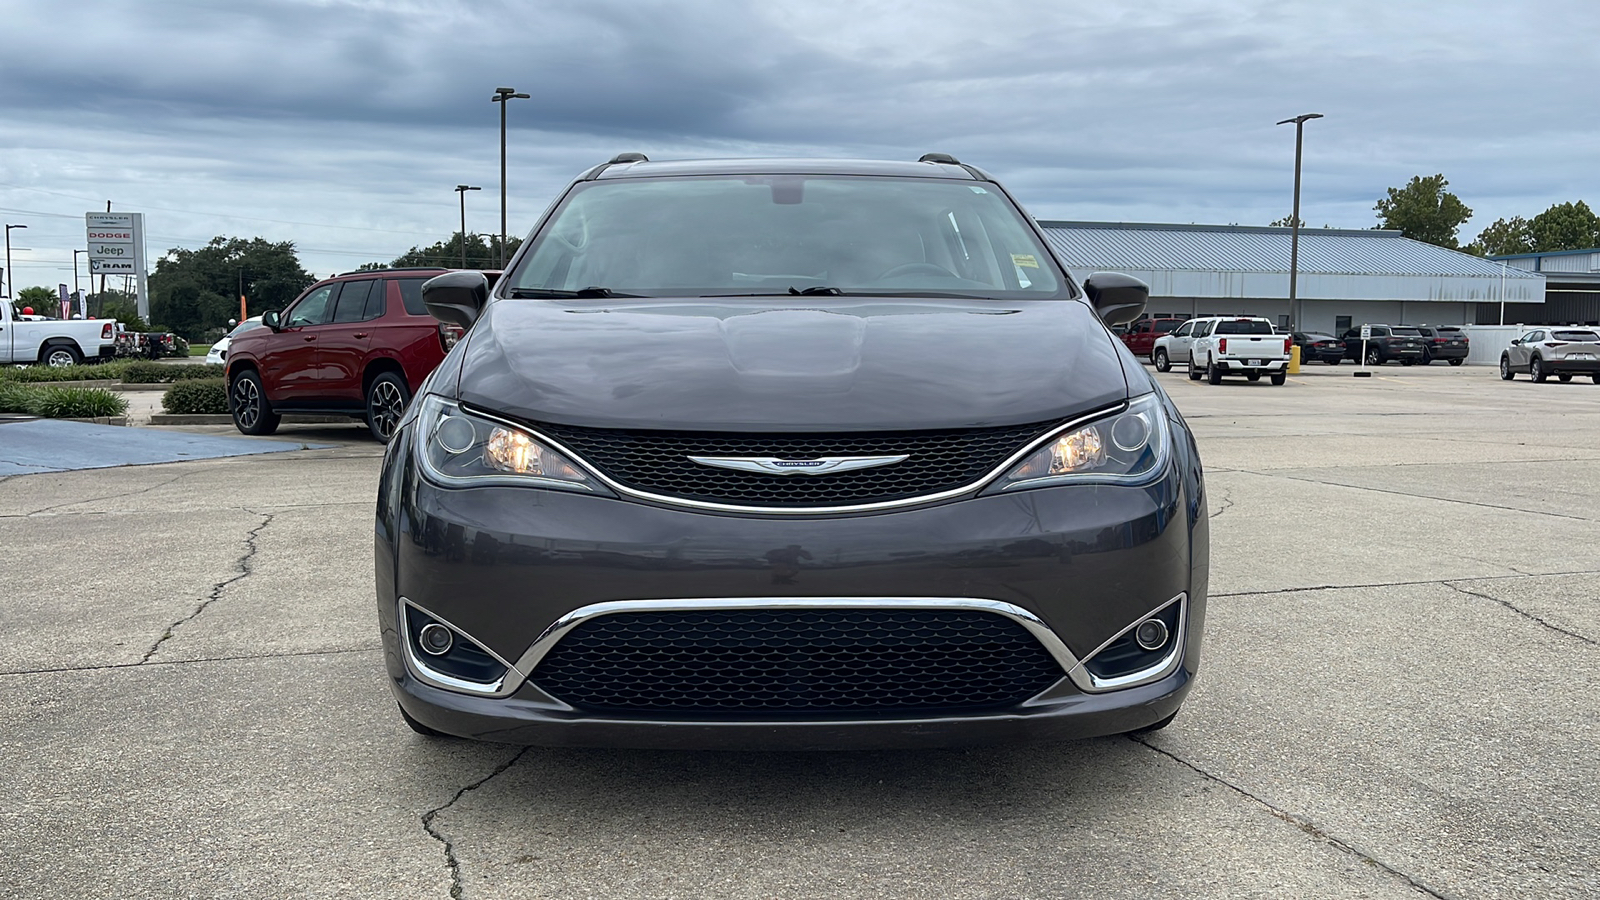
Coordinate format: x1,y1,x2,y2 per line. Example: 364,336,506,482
84,210,150,320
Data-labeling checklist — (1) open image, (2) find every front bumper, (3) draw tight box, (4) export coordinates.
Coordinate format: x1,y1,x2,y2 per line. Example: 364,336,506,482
375,420,1208,747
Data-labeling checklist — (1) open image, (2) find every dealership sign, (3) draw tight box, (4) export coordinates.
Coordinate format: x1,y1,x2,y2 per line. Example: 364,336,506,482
85,211,150,318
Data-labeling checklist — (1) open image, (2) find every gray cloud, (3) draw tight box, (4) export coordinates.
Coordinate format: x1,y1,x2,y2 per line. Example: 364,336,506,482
2,0,1598,284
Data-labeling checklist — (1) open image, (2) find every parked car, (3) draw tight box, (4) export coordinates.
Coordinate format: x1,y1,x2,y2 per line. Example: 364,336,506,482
1151,318,1202,371
1499,327,1600,383
1412,325,1468,365
1187,316,1290,384
1120,316,1187,360
376,153,1208,748
225,267,499,442
1291,331,1345,365
113,331,188,360
1342,325,1425,366
205,316,264,364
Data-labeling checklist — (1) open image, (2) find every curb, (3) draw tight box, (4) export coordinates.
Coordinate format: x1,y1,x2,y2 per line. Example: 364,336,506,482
63,416,129,426
148,413,355,426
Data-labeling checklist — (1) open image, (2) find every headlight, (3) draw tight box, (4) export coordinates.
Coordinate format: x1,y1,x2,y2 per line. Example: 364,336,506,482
991,393,1169,491
414,394,601,492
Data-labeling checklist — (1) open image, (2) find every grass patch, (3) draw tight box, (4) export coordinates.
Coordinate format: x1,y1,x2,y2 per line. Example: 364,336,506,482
0,383,129,418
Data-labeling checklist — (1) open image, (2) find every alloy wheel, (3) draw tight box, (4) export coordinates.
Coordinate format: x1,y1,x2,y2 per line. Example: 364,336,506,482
369,378,406,442
232,377,260,429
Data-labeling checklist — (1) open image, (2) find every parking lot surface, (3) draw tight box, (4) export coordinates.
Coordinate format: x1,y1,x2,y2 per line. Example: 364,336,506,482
1,362,1596,899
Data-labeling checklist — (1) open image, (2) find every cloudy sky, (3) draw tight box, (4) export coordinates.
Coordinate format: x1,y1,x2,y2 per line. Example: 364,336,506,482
2,0,1596,291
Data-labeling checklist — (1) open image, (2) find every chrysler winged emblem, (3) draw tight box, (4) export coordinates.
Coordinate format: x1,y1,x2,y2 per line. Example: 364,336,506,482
687,454,909,476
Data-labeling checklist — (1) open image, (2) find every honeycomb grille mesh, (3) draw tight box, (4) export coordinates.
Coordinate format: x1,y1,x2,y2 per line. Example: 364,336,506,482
532,420,1056,507
529,608,1064,716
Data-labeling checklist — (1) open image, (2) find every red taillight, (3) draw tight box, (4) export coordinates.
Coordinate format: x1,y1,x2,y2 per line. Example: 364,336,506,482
438,322,464,352
1547,341,1567,348
1284,337,1292,354
101,323,114,339
1219,338,1227,353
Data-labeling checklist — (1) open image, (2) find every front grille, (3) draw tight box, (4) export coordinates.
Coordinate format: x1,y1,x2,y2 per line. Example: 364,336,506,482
529,608,1064,717
532,420,1056,507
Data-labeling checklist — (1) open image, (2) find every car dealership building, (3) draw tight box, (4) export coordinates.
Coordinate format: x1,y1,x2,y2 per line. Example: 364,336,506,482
1038,221,1547,335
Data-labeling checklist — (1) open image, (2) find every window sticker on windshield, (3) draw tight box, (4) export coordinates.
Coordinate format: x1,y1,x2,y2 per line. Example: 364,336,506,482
1011,254,1040,268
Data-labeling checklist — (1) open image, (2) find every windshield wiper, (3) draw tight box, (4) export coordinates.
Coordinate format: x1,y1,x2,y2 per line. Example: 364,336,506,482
507,287,636,298
788,286,842,295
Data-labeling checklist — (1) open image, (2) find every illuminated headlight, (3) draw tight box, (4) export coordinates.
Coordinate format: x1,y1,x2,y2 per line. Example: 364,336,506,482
992,393,1170,491
414,394,599,492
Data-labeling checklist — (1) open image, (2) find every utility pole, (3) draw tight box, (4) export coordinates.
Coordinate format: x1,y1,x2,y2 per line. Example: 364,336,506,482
492,87,530,268
1276,113,1323,331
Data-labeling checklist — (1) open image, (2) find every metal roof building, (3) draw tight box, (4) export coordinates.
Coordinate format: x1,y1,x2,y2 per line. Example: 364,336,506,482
1489,248,1600,325
1038,221,1545,333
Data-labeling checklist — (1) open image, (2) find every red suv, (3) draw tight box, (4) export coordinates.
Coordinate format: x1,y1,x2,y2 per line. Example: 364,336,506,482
226,268,497,441
1118,317,1187,360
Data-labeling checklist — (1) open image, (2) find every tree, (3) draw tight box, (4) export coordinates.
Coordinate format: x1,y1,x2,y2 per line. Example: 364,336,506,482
148,236,315,340
1528,201,1600,252
387,232,522,270
14,286,57,317
1269,216,1305,228
1463,216,1533,257
1374,174,1473,249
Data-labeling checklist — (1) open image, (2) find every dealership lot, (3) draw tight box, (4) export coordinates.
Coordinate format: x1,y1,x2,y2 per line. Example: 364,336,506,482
1,362,1596,899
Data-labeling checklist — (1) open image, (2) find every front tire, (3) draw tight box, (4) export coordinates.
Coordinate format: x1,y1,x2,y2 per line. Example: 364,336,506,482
365,371,411,443
1531,356,1547,383
41,343,81,367
1500,355,1514,380
1153,349,1171,372
1188,360,1202,381
229,370,281,435
1448,358,1464,367
1558,373,1573,383
1325,357,1340,365
1246,373,1261,382
398,704,448,738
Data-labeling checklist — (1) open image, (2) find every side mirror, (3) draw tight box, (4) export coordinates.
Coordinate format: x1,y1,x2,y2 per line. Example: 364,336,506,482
262,310,282,332
422,271,490,329
1510,339,1522,345
1083,272,1149,326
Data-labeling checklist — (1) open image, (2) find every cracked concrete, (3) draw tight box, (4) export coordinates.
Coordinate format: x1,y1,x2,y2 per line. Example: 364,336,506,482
2,367,1598,899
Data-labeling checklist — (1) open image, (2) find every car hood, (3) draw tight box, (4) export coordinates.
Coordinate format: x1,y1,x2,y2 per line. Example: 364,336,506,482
454,296,1129,431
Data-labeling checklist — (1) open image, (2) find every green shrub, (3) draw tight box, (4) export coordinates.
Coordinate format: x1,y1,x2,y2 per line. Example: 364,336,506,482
162,378,229,415
0,361,132,383
172,363,225,381
120,360,178,383
0,383,128,418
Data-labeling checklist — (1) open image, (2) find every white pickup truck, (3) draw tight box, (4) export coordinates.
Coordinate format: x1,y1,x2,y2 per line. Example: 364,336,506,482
1182,316,1291,385
0,303,119,366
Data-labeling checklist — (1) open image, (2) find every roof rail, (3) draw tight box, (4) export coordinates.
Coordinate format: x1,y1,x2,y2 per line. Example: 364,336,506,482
919,152,961,164
609,152,649,164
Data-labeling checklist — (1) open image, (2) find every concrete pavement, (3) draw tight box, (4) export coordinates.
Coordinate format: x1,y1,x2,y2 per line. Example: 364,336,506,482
1,362,1596,899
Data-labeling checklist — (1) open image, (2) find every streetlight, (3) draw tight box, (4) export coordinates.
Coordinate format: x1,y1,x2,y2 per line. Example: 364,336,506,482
1276,113,1323,331
455,185,481,268
492,86,530,268
4,223,26,299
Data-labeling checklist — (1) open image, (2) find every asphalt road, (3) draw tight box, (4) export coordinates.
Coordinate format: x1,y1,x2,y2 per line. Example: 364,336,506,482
1,361,1596,899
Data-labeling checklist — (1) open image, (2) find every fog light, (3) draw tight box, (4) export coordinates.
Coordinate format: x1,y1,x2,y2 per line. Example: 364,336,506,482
418,623,454,656
1134,618,1169,651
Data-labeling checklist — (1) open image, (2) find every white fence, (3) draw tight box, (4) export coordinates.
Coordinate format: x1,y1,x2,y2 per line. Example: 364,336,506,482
1461,325,1526,366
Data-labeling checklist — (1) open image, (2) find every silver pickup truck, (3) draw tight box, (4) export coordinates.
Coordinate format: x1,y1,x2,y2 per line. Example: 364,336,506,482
1184,316,1291,385
0,303,119,366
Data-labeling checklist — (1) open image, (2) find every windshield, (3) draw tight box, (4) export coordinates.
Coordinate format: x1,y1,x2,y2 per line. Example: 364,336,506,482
1214,320,1273,335
228,319,264,338
510,174,1065,298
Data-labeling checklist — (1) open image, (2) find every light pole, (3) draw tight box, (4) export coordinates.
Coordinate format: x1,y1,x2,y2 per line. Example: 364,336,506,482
1276,113,1322,331
455,184,481,268
492,86,530,268
4,223,26,299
